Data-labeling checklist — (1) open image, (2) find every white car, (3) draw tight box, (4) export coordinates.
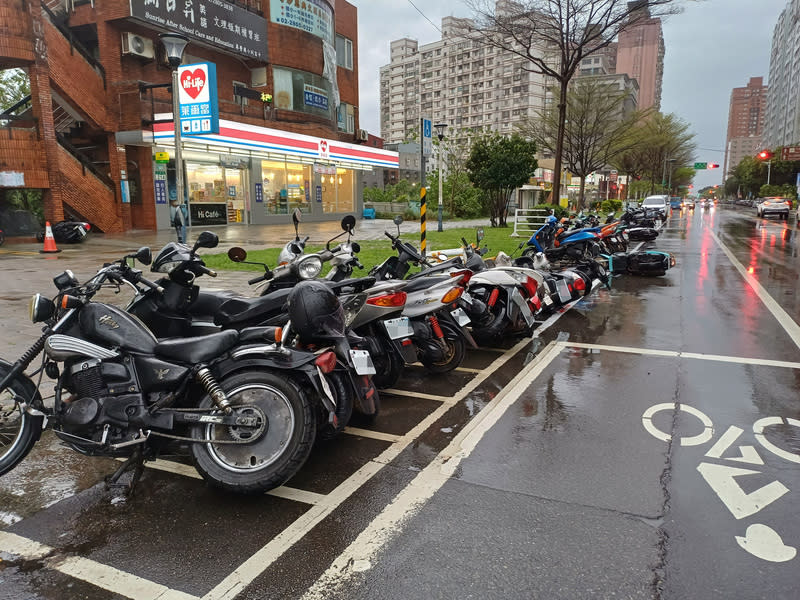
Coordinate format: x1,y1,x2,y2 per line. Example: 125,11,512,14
756,197,791,220
641,195,669,219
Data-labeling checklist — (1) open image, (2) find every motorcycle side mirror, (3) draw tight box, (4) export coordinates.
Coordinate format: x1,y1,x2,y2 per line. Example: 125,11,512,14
228,247,247,262
341,215,356,233
133,246,152,266
393,214,403,236
193,231,219,252
476,227,485,244
351,241,361,253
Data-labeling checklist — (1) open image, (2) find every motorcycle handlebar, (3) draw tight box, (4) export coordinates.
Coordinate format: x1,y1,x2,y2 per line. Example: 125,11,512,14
198,265,217,277
132,271,164,294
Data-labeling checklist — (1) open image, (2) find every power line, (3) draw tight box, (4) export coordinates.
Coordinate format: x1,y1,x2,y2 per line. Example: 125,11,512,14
407,0,441,33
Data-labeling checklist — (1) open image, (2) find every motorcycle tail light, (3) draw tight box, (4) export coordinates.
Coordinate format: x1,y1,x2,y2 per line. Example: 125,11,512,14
441,287,463,304
449,269,472,285
315,351,337,373
82,223,91,230
574,277,586,292
522,276,538,297
367,291,407,307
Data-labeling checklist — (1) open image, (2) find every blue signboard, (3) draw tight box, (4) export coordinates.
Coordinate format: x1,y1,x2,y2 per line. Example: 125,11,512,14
255,182,263,203
177,62,220,136
316,185,322,203
303,84,329,111
120,180,130,204
154,179,167,204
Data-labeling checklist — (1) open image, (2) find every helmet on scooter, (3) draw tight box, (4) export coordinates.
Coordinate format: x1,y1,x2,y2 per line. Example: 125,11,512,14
287,280,346,343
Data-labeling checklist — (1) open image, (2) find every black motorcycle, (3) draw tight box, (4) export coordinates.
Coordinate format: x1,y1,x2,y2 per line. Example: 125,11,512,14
0,241,350,494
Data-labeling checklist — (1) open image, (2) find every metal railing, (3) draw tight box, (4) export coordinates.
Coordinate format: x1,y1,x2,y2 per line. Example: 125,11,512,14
41,2,106,89
56,132,114,189
510,207,552,238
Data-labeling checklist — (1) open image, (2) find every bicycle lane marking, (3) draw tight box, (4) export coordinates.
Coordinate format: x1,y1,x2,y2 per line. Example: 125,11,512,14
641,401,799,563
709,227,800,351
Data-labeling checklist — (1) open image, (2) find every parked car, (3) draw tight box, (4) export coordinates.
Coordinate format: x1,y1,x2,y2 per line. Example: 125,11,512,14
756,197,791,220
641,195,669,219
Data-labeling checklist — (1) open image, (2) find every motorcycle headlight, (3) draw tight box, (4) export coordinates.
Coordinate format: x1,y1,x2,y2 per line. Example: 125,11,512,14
29,293,55,323
296,255,323,280
152,260,183,274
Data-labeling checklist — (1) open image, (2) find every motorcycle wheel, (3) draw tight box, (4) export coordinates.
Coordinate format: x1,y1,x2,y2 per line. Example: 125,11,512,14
371,345,404,389
317,371,353,442
420,329,466,374
0,378,44,477
190,370,315,494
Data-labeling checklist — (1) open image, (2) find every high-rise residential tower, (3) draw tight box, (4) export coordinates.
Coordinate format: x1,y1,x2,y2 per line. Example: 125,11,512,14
614,3,665,111
723,77,768,177
763,0,800,148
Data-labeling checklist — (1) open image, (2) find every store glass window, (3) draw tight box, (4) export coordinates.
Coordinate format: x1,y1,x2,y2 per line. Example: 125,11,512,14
321,168,354,214
261,160,311,215
186,163,228,225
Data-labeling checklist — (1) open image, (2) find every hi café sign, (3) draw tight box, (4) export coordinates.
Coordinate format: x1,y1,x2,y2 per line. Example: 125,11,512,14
781,146,800,161
177,62,220,136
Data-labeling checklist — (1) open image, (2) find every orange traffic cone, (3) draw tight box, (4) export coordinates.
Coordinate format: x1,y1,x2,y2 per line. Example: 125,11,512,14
40,221,61,254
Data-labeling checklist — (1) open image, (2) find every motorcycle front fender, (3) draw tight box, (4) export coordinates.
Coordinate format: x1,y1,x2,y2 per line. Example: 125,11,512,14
0,359,47,433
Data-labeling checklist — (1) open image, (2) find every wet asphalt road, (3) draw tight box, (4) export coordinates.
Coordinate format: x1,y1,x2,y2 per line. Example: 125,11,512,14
1,206,799,599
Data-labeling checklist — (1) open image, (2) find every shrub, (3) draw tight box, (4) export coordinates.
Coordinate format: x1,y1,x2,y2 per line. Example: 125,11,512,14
600,199,622,214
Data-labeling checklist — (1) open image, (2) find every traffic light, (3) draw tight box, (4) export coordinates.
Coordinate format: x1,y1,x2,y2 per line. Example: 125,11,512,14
757,150,773,160
707,163,719,169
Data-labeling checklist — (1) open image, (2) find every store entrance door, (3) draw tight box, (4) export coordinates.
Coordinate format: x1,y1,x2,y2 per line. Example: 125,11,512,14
224,167,249,224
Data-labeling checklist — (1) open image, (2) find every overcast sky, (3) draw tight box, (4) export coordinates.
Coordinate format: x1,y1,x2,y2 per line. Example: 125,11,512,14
348,0,788,189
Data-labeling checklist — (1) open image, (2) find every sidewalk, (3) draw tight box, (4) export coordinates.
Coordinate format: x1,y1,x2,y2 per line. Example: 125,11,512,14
3,218,493,257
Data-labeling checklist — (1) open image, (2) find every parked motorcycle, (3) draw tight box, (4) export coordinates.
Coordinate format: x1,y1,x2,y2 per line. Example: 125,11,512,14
0,243,348,494
35,220,92,244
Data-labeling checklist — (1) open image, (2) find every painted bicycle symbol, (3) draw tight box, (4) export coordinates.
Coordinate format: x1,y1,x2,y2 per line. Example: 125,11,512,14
642,403,799,563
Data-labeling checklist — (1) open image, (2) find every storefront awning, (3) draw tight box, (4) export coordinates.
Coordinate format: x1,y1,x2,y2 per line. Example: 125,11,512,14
152,116,399,170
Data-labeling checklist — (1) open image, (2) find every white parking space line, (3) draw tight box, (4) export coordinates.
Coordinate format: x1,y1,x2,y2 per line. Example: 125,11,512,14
454,366,485,374
709,228,800,352
0,531,200,600
563,342,800,369
114,458,326,505
381,388,454,403
300,341,565,600
344,427,403,443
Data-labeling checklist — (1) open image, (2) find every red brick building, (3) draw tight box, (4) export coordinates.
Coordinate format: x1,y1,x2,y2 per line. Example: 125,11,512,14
0,0,397,232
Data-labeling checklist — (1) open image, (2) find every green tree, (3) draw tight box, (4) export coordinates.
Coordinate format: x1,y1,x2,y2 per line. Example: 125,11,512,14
0,68,30,111
466,132,537,227
466,0,685,203
518,79,646,208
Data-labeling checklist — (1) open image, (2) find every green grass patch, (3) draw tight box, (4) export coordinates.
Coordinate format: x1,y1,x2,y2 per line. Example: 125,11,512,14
202,226,530,274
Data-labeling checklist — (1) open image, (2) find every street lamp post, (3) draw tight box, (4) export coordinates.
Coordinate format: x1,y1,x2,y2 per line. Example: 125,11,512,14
159,33,189,241
434,123,447,232
666,158,677,195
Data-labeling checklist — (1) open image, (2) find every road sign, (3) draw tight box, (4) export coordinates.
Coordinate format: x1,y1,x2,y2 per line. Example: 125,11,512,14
609,170,618,182
422,118,432,157
782,146,800,161
694,162,707,170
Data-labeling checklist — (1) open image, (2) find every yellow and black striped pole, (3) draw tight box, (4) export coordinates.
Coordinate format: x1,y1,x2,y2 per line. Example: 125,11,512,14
420,185,427,256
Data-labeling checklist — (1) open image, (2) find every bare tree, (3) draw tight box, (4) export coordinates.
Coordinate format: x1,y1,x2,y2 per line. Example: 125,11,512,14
465,0,686,203
517,78,648,208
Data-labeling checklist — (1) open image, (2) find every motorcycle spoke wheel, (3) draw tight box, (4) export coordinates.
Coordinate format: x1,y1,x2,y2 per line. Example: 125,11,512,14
190,371,314,493
0,387,41,477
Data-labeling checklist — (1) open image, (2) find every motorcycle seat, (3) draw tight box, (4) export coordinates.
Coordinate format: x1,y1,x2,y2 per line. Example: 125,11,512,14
403,275,452,293
216,288,293,327
326,276,376,294
155,329,239,364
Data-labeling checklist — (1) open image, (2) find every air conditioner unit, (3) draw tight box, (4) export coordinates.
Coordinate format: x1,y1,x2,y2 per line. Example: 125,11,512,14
121,32,154,59
357,129,369,141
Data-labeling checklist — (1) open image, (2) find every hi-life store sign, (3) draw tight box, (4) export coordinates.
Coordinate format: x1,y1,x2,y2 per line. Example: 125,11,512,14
177,62,220,135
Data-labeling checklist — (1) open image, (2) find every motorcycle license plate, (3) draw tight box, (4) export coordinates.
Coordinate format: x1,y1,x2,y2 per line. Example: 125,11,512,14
383,317,414,340
349,349,376,375
555,279,572,303
451,307,471,327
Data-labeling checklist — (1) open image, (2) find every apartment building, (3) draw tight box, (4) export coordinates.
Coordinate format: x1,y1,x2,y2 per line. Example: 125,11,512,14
763,0,800,148
723,77,768,177
379,16,551,165
615,3,665,111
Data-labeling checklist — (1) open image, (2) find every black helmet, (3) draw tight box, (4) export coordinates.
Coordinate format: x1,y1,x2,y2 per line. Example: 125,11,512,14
288,281,345,343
